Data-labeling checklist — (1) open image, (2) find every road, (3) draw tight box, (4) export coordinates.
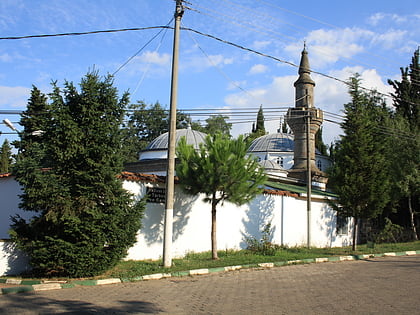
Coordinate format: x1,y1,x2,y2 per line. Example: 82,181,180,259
0,255,419,314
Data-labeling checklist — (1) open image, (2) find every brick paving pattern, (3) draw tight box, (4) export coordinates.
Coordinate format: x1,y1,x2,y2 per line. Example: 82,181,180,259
0,255,419,314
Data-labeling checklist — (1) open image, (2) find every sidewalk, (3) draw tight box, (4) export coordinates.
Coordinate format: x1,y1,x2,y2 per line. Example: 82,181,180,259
1,250,419,295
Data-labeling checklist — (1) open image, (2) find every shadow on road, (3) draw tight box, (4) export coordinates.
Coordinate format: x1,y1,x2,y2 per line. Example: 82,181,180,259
0,293,164,314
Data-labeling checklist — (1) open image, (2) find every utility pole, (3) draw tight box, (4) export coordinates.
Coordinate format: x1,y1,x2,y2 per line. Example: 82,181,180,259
163,0,184,268
306,112,311,248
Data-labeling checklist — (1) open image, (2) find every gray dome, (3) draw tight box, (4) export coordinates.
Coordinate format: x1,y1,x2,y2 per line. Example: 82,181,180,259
248,133,294,153
144,128,207,151
259,159,284,170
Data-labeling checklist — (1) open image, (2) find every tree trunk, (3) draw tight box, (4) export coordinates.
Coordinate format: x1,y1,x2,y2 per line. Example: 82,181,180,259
408,195,418,241
352,217,358,251
211,192,218,260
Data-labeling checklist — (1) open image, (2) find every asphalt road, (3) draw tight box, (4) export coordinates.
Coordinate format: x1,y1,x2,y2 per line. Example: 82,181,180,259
1,255,419,314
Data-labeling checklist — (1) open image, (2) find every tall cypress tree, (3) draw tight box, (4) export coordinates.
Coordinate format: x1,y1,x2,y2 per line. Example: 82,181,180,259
11,72,145,277
328,75,391,250
0,139,13,173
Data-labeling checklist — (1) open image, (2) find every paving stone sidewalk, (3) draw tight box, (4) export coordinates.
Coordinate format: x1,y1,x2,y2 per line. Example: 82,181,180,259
0,254,419,314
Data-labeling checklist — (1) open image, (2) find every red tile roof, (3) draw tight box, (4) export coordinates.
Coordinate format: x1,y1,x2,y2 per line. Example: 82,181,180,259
2,170,298,198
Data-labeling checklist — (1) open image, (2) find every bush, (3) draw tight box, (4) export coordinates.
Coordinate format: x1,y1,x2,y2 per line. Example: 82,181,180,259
245,223,281,256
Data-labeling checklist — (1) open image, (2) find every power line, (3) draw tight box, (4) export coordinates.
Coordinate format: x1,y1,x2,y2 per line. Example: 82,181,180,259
0,26,172,40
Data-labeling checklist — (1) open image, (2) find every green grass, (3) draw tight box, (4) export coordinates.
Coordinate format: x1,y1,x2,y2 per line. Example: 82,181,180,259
3,241,419,281
101,241,420,280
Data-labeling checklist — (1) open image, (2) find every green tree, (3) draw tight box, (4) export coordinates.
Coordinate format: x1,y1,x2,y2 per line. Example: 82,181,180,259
388,48,419,129
328,75,391,250
11,72,145,277
204,115,232,136
315,127,328,155
122,101,191,162
176,133,266,259
387,49,420,240
247,105,267,143
387,116,419,240
0,139,13,173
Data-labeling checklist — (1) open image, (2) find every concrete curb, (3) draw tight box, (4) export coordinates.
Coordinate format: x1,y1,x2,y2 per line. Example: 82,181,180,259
2,250,419,295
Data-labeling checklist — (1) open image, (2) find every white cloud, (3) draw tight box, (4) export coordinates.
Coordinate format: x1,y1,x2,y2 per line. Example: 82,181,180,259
367,13,409,26
182,54,234,72
137,51,171,66
0,53,12,62
372,29,407,49
252,40,271,50
0,86,30,108
248,64,268,75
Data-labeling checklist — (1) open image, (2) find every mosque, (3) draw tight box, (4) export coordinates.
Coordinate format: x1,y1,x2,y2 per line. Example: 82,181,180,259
0,48,352,276
125,46,331,189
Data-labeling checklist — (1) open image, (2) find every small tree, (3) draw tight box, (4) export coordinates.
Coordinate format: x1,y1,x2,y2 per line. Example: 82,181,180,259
176,133,266,259
328,75,391,250
203,115,232,136
11,72,145,277
0,139,13,173
247,105,267,142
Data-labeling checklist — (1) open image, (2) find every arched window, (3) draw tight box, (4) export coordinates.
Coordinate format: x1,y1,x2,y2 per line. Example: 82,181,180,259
276,156,284,167
317,160,322,170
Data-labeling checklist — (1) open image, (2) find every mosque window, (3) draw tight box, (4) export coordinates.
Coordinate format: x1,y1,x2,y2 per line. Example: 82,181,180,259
317,160,322,170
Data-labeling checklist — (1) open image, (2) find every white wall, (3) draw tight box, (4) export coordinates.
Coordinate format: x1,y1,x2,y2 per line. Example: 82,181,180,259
124,180,353,261
0,177,353,275
0,176,34,239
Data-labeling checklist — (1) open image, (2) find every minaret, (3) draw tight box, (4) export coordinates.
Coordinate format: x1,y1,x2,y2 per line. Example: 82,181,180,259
286,46,326,182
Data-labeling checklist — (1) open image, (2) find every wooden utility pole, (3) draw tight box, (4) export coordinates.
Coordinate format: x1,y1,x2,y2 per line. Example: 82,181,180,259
306,112,311,248
163,0,183,268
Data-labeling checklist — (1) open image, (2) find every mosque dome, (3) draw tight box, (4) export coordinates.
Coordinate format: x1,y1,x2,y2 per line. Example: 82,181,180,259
139,127,207,160
248,133,294,153
259,159,284,171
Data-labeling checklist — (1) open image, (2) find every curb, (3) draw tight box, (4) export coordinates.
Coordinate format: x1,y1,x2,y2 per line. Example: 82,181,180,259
2,250,419,295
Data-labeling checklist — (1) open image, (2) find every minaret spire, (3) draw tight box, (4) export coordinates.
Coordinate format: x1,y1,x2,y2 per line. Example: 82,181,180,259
294,45,315,108
285,46,325,177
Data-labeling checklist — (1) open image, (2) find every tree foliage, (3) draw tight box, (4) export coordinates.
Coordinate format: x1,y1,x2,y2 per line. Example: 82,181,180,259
176,133,266,259
0,139,13,173
247,105,267,143
388,48,419,129
11,73,145,277
328,75,391,250
315,127,328,156
387,49,420,240
191,115,232,136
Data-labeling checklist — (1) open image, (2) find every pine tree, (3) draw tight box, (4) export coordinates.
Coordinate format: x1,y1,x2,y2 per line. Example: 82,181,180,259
176,133,266,259
388,48,420,129
0,139,13,173
11,72,145,277
328,75,391,250
387,49,420,240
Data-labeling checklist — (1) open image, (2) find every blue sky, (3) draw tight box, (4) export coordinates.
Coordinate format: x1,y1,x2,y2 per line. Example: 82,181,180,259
0,0,419,145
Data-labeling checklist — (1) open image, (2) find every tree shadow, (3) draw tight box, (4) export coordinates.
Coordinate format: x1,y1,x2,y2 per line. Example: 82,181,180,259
141,186,197,246
1,241,31,276
317,204,350,247
0,293,164,314
317,204,336,247
240,195,276,249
